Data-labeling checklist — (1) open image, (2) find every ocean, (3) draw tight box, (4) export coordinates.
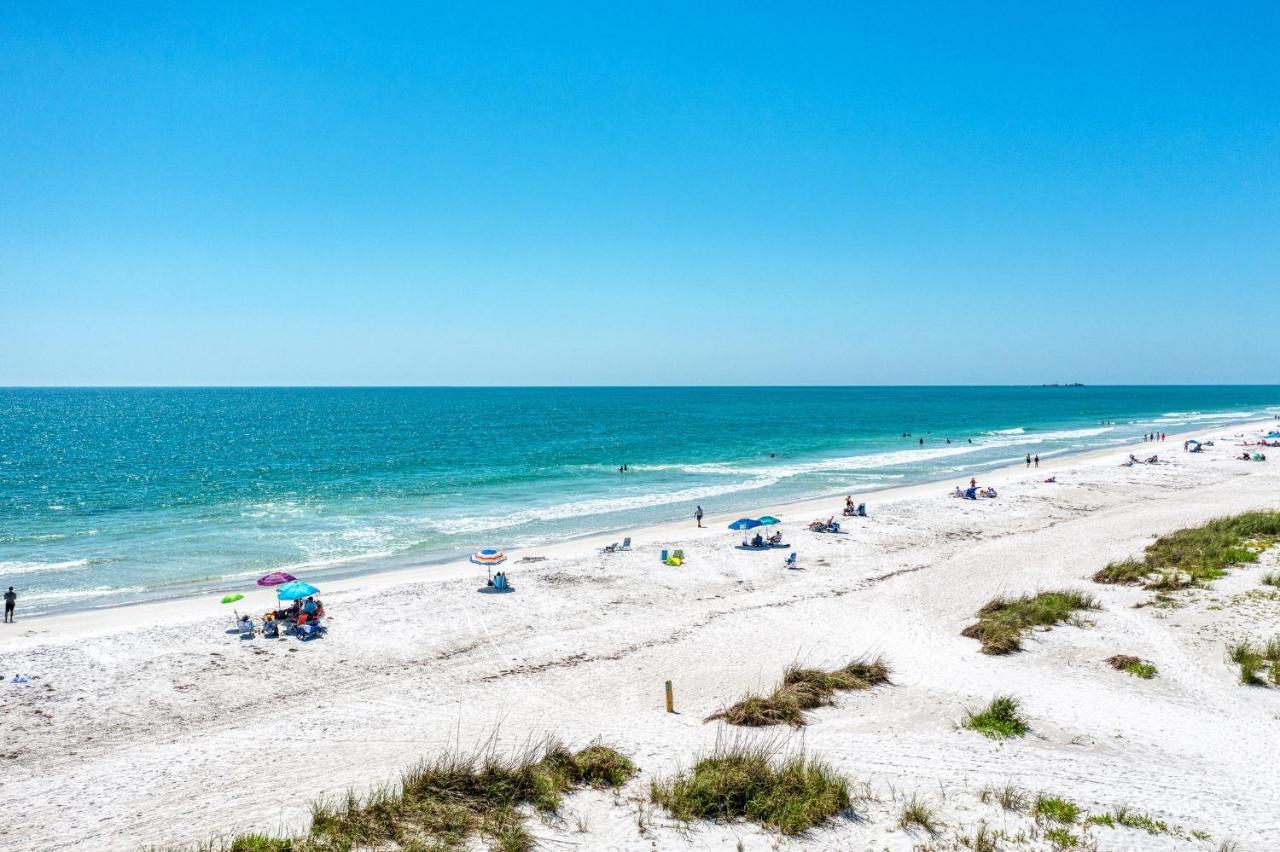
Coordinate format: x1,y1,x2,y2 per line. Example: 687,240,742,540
2,386,1277,616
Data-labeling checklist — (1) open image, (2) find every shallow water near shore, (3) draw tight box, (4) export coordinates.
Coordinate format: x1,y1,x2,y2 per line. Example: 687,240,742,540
2,385,1277,615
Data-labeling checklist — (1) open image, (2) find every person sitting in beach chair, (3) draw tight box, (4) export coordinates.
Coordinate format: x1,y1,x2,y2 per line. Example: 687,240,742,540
767,530,783,545
857,502,867,517
951,486,966,497
261,613,279,638
493,571,510,591
236,614,254,637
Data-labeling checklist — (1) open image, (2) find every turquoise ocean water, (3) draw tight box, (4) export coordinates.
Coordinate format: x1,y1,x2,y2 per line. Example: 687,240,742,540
2,386,1277,616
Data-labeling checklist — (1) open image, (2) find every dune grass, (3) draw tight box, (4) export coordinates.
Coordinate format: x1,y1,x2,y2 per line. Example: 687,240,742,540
308,739,634,850
960,590,1099,654
1093,511,1280,589
191,738,634,852
1228,637,1280,686
650,738,851,835
963,695,1029,740
1044,826,1079,849
978,782,1028,811
1033,794,1080,824
1262,571,1280,588
897,794,941,835
706,658,890,727
1107,654,1158,679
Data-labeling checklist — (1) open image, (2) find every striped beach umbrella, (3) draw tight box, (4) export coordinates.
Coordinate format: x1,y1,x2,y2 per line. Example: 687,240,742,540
470,548,507,566
257,571,297,587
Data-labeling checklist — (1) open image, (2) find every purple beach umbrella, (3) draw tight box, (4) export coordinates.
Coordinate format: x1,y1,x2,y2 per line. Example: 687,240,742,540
256,571,297,587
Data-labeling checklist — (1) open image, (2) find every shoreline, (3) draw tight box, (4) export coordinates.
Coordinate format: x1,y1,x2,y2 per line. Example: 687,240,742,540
3,416,1279,849
6,416,1271,639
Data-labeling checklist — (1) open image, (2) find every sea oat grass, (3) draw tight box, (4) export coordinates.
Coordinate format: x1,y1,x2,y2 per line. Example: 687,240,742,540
300,738,633,851
963,695,1029,739
650,738,851,835
961,590,1099,654
1094,511,1280,588
1107,654,1158,679
707,657,891,727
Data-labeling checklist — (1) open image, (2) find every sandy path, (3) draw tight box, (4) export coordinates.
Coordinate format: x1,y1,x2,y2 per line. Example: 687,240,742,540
2,422,1279,850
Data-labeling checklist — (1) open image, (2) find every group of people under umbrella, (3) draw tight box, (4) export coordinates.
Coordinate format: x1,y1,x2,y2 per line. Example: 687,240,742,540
729,515,788,549
220,571,326,639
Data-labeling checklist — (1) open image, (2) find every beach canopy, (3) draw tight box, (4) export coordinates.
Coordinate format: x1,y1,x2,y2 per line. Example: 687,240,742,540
220,593,244,604
470,548,507,566
756,515,781,526
727,518,761,531
257,571,297,587
275,580,319,600
1267,431,1280,439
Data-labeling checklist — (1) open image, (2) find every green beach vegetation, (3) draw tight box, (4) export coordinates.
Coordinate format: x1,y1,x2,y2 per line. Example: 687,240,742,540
649,738,852,835
963,695,1030,739
1228,637,1280,685
1093,511,1280,589
961,590,1099,654
174,739,634,852
1107,654,1158,679
706,658,890,727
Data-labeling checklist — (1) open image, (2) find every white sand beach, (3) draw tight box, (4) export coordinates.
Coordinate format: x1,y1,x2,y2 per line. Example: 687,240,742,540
2,420,1279,850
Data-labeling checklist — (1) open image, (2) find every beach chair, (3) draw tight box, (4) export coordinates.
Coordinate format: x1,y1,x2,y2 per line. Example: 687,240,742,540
297,620,325,640
601,542,618,553
235,613,255,638
493,573,510,591
660,548,668,563
857,503,867,517
784,552,797,569
618,537,632,551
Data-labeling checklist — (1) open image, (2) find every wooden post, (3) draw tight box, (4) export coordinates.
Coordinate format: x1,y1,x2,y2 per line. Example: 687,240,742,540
664,679,674,713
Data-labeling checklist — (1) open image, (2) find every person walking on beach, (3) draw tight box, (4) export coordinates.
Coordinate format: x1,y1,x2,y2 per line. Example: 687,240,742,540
3,587,14,623
1026,453,1031,468
1034,454,1040,468
695,506,703,528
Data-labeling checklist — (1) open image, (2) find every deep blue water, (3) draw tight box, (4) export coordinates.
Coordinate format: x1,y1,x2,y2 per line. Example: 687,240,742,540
2,386,1277,615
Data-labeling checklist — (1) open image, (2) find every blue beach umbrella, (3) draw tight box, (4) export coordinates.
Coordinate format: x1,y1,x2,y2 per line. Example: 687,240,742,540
275,580,319,601
727,518,761,531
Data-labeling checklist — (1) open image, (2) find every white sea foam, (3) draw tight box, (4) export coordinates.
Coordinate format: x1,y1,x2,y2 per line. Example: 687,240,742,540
0,558,93,577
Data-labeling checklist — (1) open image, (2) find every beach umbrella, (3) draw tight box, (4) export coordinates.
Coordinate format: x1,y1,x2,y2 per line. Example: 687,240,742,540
470,548,507,566
471,548,507,582
256,571,297,587
756,516,781,526
220,593,244,604
275,580,319,601
727,518,761,531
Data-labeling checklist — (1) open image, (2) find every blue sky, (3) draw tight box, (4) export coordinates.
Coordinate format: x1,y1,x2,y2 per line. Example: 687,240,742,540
2,3,1277,385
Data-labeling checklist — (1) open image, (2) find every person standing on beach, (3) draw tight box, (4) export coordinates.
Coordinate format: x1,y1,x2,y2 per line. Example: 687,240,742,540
1026,453,1031,468
695,506,703,528
1034,454,1040,468
3,587,14,623
919,437,924,446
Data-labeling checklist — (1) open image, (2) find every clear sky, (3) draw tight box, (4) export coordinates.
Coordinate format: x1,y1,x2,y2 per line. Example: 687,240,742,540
2,3,1277,386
